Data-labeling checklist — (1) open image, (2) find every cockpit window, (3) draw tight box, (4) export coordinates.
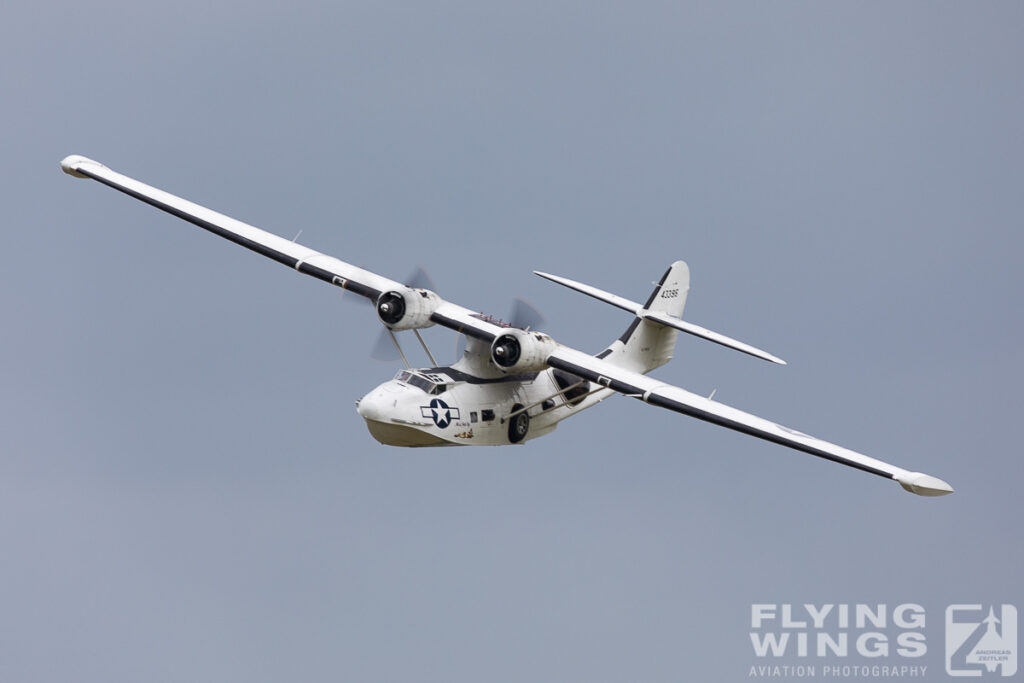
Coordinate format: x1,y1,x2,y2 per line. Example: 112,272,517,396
394,370,449,395
406,374,433,392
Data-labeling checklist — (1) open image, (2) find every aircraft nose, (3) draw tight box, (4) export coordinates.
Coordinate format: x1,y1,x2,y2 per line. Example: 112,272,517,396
356,389,387,421
356,383,405,422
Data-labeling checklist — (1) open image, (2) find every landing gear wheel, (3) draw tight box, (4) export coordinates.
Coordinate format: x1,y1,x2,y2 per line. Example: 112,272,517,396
508,404,530,443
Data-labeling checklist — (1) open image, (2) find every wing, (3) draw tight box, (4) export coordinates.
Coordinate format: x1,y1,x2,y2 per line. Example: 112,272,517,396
61,155,405,299
60,155,507,342
546,346,953,496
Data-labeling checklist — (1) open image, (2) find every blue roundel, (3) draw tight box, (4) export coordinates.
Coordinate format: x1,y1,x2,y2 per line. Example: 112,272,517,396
429,398,453,429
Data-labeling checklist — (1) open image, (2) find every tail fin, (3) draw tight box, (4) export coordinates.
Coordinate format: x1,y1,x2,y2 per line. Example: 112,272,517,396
600,261,689,373
535,261,785,370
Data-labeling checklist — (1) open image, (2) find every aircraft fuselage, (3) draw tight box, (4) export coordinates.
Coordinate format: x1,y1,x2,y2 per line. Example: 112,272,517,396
356,365,611,447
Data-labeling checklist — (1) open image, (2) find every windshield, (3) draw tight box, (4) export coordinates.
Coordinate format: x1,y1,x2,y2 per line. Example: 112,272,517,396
394,370,448,395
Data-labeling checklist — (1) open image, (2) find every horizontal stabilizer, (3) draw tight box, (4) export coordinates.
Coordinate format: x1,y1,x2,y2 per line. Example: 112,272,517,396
534,270,785,365
534,270,639,313
643,311,786,365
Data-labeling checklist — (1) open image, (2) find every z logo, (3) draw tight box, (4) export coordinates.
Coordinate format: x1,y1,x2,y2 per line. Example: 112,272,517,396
947,604,1017,677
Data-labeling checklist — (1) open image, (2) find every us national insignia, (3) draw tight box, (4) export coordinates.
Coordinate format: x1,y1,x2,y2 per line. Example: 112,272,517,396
420,398,460,429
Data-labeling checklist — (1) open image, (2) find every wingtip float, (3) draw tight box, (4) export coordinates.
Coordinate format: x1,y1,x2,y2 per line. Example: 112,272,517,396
62,155,953,498
895,472,955,497
60,154,102,178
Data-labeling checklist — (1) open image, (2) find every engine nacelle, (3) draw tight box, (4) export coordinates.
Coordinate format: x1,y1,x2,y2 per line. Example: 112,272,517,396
376,288,441,330
490,330,557,374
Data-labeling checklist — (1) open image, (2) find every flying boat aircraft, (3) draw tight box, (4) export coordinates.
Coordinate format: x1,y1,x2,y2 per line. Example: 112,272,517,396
60,155,953,497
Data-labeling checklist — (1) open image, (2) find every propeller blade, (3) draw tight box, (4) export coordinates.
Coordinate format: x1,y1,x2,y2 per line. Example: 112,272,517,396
363,266,438,362
509,298,545,331
405,266,438,291
345,266,437,308
370,329,401,361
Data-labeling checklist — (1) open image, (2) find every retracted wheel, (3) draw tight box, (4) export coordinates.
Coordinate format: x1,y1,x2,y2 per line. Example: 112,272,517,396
508,404,530,443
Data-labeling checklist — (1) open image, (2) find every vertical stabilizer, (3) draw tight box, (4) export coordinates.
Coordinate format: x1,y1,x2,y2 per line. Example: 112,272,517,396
600,261,689,373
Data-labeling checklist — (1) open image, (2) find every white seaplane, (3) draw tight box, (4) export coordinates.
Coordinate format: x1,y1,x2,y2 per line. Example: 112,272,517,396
61,155,953,497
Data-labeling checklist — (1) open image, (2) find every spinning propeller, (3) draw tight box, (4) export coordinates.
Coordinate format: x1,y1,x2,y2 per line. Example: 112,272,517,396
365,267,546,364
368,267,437,361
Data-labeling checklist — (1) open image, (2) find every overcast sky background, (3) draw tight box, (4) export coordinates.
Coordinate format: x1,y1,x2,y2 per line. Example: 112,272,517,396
2,2,1021,681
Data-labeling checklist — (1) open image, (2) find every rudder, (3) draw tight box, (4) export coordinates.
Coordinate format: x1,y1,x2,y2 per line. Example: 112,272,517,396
645,260,689,318
600,261,689,374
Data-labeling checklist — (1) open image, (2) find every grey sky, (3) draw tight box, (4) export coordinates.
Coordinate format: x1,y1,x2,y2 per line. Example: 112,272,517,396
2,2,1021,681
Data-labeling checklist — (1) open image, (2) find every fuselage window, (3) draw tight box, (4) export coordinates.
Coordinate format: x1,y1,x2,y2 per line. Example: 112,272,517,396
470,412,478,423
481,409,495,422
